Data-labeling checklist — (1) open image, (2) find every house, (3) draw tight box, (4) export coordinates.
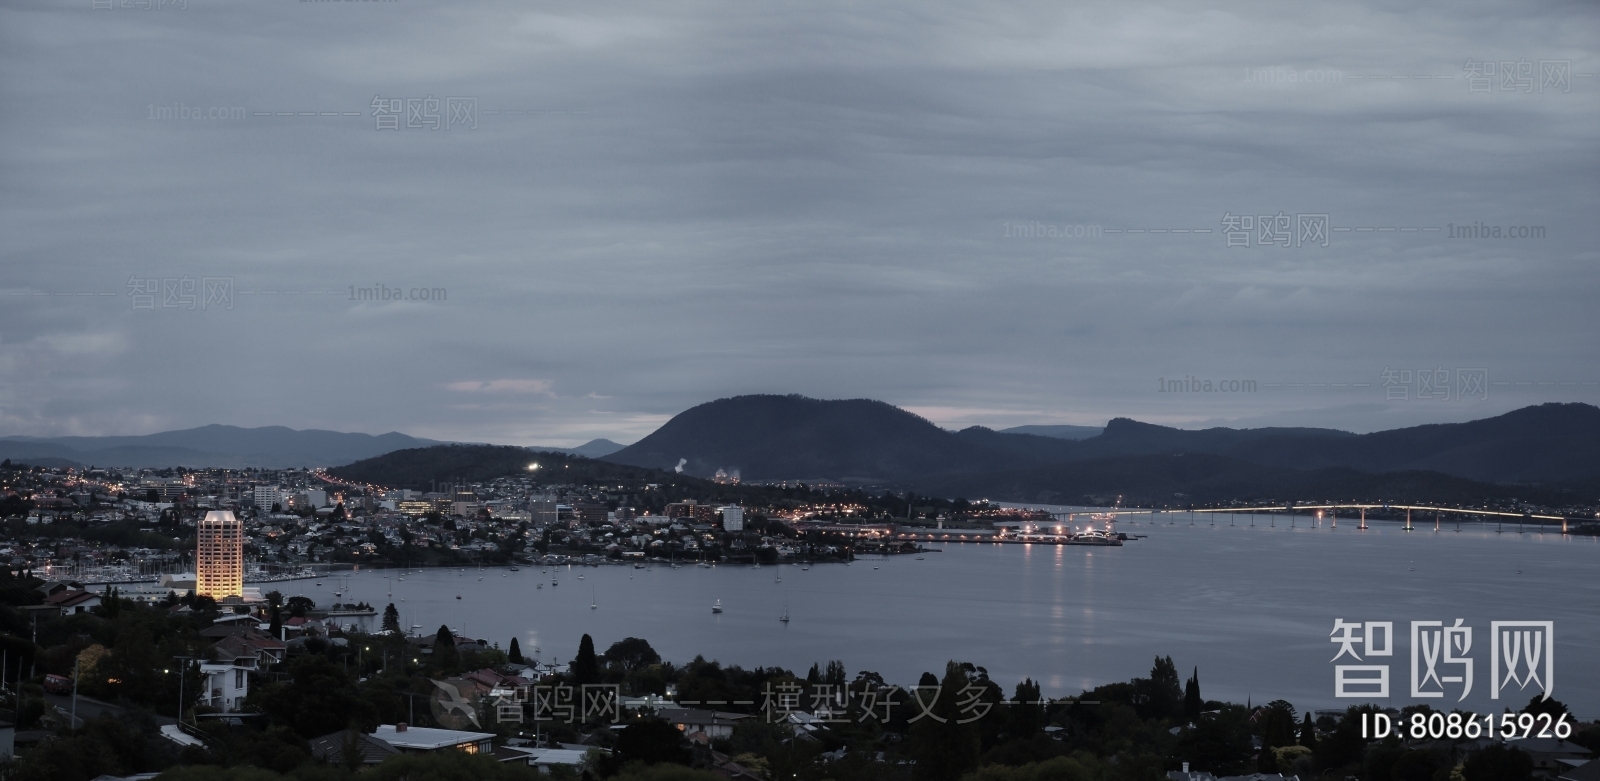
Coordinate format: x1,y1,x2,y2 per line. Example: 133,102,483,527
44,589,102,615
655,707,752,742
1505,736,1596,779
370,723,494,754
198,656,255,713
498,746,590,774
33,581,73,599
1560,760,1599,781
210,631,287,668
308,729,400,767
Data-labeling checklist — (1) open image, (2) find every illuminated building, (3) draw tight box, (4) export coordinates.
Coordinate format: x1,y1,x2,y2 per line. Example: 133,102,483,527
720,506,744,532
197,510,244,600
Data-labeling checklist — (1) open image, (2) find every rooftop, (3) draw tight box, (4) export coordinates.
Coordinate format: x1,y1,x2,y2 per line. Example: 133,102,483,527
370,724,494,751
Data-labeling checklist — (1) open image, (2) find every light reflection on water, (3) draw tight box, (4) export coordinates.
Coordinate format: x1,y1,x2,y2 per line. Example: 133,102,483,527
295,518,1598,716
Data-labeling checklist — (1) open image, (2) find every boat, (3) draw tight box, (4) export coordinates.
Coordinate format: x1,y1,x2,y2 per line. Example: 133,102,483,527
509,566,519,572
780,598,789,623
591,587,597,610
455,594,461,600
633,563,645,569
712,599,723,614
1067,528,1123,546
697,562,711,568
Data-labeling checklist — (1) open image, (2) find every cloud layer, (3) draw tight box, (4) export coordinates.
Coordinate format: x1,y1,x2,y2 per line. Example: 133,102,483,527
2,0,1596,443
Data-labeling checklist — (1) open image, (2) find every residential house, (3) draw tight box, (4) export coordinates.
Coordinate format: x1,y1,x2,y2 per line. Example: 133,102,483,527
370,723,494,754
198,656,255,713
655,707,751,742
44,589,101,615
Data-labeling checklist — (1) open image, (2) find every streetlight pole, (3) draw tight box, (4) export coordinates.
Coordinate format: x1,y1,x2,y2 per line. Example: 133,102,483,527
70,656,79,730
174,655,197,727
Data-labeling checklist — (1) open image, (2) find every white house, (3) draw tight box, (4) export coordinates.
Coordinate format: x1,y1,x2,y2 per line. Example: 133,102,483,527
198,656,255,713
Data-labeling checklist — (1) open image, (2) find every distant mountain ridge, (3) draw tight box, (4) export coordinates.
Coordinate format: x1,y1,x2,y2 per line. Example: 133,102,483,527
0,425,441,469
604,395,1600,486
998,424,1104,440
0,425,627,470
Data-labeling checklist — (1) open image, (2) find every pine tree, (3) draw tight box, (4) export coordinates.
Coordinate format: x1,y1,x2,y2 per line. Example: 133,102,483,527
1184,666,1202,721
572,633,599,685
433,625,460,672
382,603,401,634
509,637,523,664
1300,712,1317,748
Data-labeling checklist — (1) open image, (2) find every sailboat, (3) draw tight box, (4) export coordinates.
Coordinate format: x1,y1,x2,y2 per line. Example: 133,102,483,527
779,598,789,623
590,587,597,610
712,599,723,614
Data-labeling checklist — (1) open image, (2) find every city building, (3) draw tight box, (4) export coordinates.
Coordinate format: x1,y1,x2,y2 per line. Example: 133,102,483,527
720,506,744,532
252,485,284,510
197,510,244,600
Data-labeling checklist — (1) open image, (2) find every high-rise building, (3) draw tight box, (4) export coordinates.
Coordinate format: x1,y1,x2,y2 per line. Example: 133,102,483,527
197,510,244,600
252,485,284,511
720,506,744,532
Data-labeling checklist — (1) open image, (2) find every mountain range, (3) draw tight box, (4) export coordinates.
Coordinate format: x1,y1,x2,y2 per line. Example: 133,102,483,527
604,395,1600,489
0,426,624,469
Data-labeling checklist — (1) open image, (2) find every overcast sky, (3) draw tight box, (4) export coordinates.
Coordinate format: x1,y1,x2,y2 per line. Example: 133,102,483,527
2,0,1596,445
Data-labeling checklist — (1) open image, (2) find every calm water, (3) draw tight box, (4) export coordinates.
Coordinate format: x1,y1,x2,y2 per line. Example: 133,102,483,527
296,517,1600,717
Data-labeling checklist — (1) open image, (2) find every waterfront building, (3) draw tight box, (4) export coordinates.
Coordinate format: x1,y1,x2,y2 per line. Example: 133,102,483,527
197,510,244,600
720,505,744,532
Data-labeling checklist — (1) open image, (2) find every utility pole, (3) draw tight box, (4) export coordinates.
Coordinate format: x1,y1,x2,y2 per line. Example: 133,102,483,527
70,656,79,730
174,655,197,727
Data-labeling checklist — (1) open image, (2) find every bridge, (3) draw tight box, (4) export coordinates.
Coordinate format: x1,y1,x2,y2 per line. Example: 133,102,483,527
1051,504,1575,533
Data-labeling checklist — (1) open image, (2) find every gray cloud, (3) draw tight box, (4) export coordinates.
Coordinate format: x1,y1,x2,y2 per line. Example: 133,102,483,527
2,0,1596,442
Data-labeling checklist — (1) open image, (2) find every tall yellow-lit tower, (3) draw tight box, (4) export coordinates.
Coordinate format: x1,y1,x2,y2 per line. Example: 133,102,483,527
197,510,244,599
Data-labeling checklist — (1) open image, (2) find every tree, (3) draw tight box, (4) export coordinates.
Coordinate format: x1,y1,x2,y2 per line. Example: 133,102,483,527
508,637,523,664
1299,712,1317,749
268,605,282,637
572,633,600,686
1257,700,1298,749
1521,694,1571,720
286,595,315,618
613,716,691,766
1173,709,1253,775
1183,667,1202,721
909,661,980,781
382,603,401,634
602,637,660,671
1009,678,1044,739
1136,655,1183,721
432,625,460,672
251,655,378,738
